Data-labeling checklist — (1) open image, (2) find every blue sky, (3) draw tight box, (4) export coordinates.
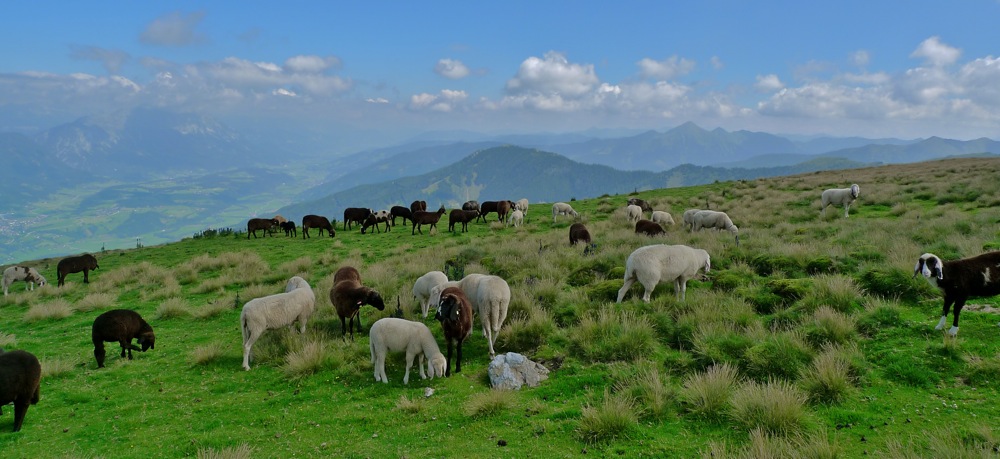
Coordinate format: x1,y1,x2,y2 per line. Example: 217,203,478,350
2,1,999,151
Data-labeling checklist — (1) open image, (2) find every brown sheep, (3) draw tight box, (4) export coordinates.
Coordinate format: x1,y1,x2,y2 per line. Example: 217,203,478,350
91,309,156,368
435,287,473,376
635,219,666,237
410,200,427,214
495,200,513,223
330,266,386,340
448,209,479,233
343,208,373,231
411,206,447,235
569,223,592,245
56,253,99,287
0,349,41,432
247,218,279,239
301,215,335,238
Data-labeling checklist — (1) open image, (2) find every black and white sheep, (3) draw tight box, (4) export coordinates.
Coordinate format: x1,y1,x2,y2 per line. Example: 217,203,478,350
413,270,449,318
0,349,41,432
569,222,592,245
435,286,473,376
330,266,386,339
91,309,156,368
627,197,653,213
57,253,99,287
390,205,413,226
301,215,335,238
240,276,316,370
617,244,711,303
361,210,392,234
552,202,579,223
411,206,447,235
692,210,740,246
821,184,861,218
914,252,1000,336
343,208,374,231
448,209,479,233
247,218,279,239
634,219,666,237
2,266,47,296
369,318,447,384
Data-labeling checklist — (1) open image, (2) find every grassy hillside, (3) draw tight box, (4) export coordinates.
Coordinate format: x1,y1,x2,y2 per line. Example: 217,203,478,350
3,157,1000,457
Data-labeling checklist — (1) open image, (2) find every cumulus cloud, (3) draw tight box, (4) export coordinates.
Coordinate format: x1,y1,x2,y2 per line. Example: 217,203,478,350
410,89,468,111
505,51,599,98
273,88,297,97
434,58,470,79
140,11,208,46
911,36,961,67
755,74,784,92
637,56,695,80
70,45,130,74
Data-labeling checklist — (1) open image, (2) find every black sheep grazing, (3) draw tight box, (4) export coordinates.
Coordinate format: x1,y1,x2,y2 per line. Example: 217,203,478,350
635,219,666,237
390,205,413,226
92,309,156,368
569,223,592,245
301,214,335,238
279,220,298,237
477,201,499,223
329,266,386,340
627,197,653,213
411,207,447,235
448,209,479,233
0,350,41,432
247,218,278,239
914,252,1000,336
343,208,373,231
435,287,473,376
57,253,99,287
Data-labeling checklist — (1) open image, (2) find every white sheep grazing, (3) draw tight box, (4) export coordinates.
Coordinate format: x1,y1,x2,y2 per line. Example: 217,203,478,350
2,266,47,296
617,244,711,303
552,202,579,223
692,210,740,246
651,211,675,226
821,184,861,218
515,198,529,215
240,276,316,370
457,274,510,358
369,317,447,384
682,209,703,231
413,271,449,318
509,209,524,227
625,205,643,224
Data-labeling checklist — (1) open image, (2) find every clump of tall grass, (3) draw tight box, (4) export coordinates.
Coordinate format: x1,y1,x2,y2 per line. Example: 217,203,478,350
614,367,676,420
464,389,517,418
705,428,841,459
796,274,863,314
803,306,856,347
25,299,73,321
679,363,740,418
855,298,904,336
190,342,226,365
577,388,639,444
742,330,813,380
278,256,314,278
729,379,809,436
395,395,423,414
192,301,233,319
196,443,253,459
572,308,656,362
156,297,191,319
40,358,77,378
799,344,857,405
282,338,331,379
72,292,117,312
499,309,555,352
690,322,753,369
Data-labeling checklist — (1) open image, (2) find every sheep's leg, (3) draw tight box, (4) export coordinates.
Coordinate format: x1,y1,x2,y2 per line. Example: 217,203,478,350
375,352,388,383
243,329,262,370
13,399,29,432
455,339,463,374
120,340,131,359
403,352,414,384
417,353,427,380
339,317,349,339
83,269,90,283
950,297,967,336
937,296,955,330
616,277,636,303
445,339,454,376
843,203,851,218
94,341,107,368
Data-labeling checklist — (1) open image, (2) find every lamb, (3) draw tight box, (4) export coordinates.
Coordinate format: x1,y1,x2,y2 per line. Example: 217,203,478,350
617,244,711,303
343,208,373,231
914,252,1000,336
301,215,335,238
635,219,666,237
682,209,703,231
435,286,473,376
92,309,156,368
411,206,447,235
247,218,279,239
552,202,579,223
514,198,529,216
651,211,675,226
821,184,861,218
508,209,524,227
569,222,592,245
626,204,643,224
0,350,41,432
390,205,413,226
279,221,298,237
361,210,392,234
57,253,99,287
413,270,449,318
448,209,479,233
330,266,386,339
2,266,47,296
240,276,315,370
692,210,740,246
627,197,653,213
369,318,447,384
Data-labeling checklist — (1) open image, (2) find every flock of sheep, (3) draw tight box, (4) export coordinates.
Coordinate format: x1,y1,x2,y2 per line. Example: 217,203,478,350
7,180,1000,434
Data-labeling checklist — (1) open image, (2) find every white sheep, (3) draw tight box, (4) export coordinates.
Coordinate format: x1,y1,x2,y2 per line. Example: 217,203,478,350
240,276,316,370
509,209,524,227
552,202,579,223
651,211,675,226
625,205,643,224
515,198,529,215
369,317,447,384
692,210,740,246
617,244,711,303
821,184,861,218
2,266,47,296
428,273,509,357
682,209,703,231
412,271,449,318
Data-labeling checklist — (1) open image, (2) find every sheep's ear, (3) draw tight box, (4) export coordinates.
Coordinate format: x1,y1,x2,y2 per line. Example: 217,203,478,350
913,259,924,278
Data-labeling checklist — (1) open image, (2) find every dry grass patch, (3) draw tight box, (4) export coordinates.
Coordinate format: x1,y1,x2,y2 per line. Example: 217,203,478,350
192,301,233,319
196,443,253,459
191,342,226,365
40,358,78,378
278,256,314,278
25,299,73,321
0,332,16,348
282,338,331,379
464,389,517,418
156,297,191,319
395,395,423,414
729,379,809,436
578,388,640,444
680,363,740,418
73,292,117,312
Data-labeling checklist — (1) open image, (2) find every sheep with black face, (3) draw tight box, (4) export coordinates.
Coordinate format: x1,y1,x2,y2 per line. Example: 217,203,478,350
91,309,155,368
914,251,1000,336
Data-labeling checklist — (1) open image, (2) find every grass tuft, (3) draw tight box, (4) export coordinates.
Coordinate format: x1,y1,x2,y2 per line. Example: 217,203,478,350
197,443,253,459
156,297,191,319
25,299,73,321
680,363,739,418
464,389,517,418
729,379,809,436
578,389,639,444
191,342,226,365
282,338,330,379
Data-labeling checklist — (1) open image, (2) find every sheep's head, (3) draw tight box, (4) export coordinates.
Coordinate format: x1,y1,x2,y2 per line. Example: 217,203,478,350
914,253,944,281
850,184,860,198
368,290,386,310
435,294,461,322
138,332,155,351
428,354,447,379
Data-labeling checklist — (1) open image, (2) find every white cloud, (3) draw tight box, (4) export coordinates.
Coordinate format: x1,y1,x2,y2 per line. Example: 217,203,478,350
410,89,467,111
140,11,208,46
434,59,470,79
637,56,695,80
850,50,870,67
284,55,341,73
505,52,598,98
911,36,961,67
755,74,784,92
273,88,297,97
366,97,389,104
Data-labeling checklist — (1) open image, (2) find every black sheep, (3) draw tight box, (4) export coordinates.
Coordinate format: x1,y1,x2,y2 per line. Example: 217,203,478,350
914,252,1000,335
478,201,499,223
435,287,473,376
301,215,335,238
57,253,99,286
448,209,479,233
409,200,428,214
279,220,298,237
247,218,279,239
390,205,412,226
411,207,447,235
343,208,373,231
0,349,41,432
569,223,592,245
92,309,156,368
635,219,666,237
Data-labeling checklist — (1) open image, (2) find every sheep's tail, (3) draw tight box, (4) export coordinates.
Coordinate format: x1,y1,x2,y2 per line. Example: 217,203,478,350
240,310,249,346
